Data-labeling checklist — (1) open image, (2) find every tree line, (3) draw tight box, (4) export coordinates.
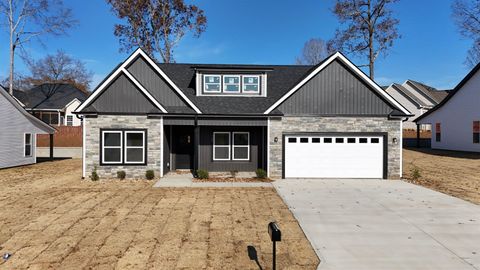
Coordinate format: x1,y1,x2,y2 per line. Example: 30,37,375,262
1,0,479,95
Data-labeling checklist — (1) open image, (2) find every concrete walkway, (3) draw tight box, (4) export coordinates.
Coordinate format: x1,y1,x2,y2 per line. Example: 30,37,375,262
153,173,272,188
274,179,480,270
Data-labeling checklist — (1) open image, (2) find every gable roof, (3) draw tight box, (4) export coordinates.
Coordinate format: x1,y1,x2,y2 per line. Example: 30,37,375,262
0,86,55,134
264,52,411,115
23,83,88,110
75,48,201,114
390,83,431,108
75,48,410,116
404,80,450,105
415,62,480,122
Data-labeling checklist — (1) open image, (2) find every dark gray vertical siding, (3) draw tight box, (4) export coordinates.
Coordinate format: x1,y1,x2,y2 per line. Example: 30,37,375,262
87,74,158,113
278,60,393,115
127,57,190,107
198,126,263,172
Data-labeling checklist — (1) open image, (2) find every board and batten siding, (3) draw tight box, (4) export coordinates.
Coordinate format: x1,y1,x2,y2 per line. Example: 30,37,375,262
126,56,191,108
198,126,265,172
278,60,394,115
0,93,49,168
85,74,159,113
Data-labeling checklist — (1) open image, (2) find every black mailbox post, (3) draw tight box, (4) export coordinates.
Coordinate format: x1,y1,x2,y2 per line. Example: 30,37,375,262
268,221,281,270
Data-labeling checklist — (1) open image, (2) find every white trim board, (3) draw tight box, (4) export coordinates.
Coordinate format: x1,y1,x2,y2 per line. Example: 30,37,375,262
75,48,202,114
263,52,411,116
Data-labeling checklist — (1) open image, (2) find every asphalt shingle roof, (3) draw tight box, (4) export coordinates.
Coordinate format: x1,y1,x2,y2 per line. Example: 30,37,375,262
22,83,88,110
156,63,314,115
406,80,450,104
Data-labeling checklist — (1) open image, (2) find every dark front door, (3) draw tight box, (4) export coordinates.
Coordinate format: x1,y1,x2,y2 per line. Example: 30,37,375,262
173,126,194,170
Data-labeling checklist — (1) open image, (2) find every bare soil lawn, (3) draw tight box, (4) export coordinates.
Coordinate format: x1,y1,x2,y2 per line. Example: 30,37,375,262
403,148,480,204
0,159,318,269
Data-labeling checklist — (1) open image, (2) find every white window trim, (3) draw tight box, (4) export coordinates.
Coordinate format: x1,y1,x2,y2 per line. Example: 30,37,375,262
203,74,222,93
24,133,32,157
66,115,73,126
223,75,241,93
213,132,231,161
102,131,123,164
232,132,250,161
242,75,260,94
124,131,146,164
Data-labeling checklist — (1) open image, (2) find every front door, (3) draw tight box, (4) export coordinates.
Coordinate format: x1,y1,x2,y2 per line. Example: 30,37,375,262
173,127,194,170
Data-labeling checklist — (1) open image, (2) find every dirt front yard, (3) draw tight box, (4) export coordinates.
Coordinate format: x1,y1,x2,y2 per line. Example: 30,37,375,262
403,148,480,204
0,159,318,269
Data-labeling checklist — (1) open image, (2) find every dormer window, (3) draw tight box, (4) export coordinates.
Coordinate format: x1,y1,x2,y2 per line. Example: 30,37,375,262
199,73,265,96
223,75,240,93
242,75,260,93
204,75,221,93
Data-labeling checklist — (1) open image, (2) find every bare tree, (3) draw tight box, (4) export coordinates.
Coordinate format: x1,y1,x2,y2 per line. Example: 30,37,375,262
0,0,76,95
25,50,93,92
107,0,207,63
295,38,331,65
328,0,400,79
452,0,480,67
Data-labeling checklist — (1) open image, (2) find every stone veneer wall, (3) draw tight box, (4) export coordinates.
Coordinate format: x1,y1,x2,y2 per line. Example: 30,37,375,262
269,116,401,179
85,115,162,178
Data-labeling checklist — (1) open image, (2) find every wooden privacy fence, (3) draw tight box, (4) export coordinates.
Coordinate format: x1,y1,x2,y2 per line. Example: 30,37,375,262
37,126,82,147
403,129,431,139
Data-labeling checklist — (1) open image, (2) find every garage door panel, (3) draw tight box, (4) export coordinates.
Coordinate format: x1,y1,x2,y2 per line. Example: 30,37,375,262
284,135,384,178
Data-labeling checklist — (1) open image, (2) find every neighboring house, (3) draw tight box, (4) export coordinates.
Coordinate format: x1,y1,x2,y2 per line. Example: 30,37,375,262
74,48,411,180
14,83,88,126
416,62,480,153
0,86,55,169
384,80,449,129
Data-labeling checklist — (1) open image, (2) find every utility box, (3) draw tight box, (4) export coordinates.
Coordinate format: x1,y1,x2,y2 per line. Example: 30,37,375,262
268,222,281,242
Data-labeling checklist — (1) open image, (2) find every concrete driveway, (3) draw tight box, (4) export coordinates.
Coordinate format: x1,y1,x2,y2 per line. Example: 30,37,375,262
274,179,480,270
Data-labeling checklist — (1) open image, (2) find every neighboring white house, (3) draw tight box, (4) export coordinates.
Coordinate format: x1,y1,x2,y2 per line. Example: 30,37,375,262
416,63,480,153
0,86,55,169
384,80,449,129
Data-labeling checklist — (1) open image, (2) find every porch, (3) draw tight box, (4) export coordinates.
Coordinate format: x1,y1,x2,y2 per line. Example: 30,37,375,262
163,116,268,176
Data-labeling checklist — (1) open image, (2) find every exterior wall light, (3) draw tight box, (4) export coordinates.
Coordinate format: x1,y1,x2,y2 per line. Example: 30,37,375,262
393,137,398,144
274,137,278,143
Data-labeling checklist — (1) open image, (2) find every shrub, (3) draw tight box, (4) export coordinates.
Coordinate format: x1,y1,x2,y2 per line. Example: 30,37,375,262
90,166,99,181
230,170,238,178
410,165,421,181
196,169,209,179
255,168,267,179
145,170,155,180
117,170,126,180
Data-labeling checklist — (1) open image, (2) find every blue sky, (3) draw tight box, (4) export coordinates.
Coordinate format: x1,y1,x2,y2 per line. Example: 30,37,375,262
0,0,473,90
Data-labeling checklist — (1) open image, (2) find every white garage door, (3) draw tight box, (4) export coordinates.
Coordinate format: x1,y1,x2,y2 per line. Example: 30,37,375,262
284,135,384,178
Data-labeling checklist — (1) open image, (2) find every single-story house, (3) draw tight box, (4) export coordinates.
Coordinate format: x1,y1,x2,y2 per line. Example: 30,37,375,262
0,86,55,169
384,80,449,130
13,83,88,126
416,62,480,153
74,48,411,180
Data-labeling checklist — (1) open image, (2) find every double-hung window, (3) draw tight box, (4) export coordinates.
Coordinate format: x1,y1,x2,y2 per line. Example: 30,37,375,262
213,132,250,161
204,75,221,93
223,75,240,93
101,130,146,165
435,123,441,142
242,76,260,93
474,121,480,144
232,132,249,160
125,131,145,164
213,132,230,160
102,131,123,164
24,133,32,157
66,115,73,126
